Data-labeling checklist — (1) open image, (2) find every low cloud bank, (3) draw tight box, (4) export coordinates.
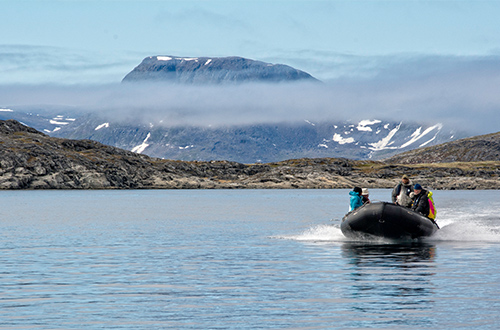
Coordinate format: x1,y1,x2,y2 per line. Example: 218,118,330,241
1,53,500,134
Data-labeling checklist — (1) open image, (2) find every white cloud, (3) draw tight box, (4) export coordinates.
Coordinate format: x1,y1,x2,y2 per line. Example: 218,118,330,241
0,45,142,85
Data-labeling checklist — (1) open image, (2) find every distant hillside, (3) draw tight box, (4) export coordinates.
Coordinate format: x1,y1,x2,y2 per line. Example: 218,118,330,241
122,56,319,84
0,107,468,163
385,131,500,164
1,120,498,190
49,116,465,163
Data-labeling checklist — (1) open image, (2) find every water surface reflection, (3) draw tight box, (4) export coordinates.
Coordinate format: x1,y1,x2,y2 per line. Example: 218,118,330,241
340,242,437,328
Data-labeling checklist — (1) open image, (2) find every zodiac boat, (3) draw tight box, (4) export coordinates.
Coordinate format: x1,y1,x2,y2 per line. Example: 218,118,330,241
341,202,439,240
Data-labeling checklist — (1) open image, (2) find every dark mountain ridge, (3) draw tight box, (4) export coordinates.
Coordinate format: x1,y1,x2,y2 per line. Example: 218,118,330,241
122,55,319,84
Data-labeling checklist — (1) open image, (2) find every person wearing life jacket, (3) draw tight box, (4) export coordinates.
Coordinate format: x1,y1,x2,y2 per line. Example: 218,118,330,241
427,190,437,220
411,184,430,217
349,187,364,212
391,174,413,207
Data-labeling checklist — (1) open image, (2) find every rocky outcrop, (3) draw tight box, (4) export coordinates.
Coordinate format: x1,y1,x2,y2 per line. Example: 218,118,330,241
122,56,319,84
1,120,498,190
385,131,500,164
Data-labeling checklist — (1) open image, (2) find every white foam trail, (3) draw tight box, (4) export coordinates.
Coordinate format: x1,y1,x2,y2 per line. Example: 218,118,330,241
430,201,500,241
432,221,500,242
274,224,345,242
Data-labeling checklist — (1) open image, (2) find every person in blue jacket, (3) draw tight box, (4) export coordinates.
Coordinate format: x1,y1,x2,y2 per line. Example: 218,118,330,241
349,187,364,212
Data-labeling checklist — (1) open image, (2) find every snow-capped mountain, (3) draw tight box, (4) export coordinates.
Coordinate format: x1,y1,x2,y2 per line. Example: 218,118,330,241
1,107,466,163
122,56,319,84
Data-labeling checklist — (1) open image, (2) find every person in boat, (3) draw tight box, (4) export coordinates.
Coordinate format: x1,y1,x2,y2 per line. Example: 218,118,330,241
349,187,364,212
391,174,413,207
411,183,430,217
361,188,370,204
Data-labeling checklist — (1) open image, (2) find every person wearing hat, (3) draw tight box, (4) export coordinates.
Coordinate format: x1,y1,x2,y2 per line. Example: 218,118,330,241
362,188,371,204
391,174,413,207
411,183,430,217
349,187,364,212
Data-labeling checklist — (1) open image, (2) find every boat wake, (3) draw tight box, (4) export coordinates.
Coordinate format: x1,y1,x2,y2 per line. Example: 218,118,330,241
431,221,500,242
275,212,500,244
272,224,346,242
431,206,500,242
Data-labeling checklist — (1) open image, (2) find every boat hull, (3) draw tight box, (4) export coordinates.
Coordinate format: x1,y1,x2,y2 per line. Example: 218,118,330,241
341,202,439,240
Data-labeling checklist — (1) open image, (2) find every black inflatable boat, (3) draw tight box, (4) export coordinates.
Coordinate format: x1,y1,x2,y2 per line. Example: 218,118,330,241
341,202,439,240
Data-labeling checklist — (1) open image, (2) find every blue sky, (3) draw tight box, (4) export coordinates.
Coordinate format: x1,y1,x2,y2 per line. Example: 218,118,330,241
3,0,500,83
6,0,498,56
2,0,500,134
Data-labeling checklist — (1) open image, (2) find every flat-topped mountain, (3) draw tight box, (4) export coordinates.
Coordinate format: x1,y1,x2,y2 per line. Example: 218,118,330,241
385,131,500,164
1,120,498,190
122,56,319,84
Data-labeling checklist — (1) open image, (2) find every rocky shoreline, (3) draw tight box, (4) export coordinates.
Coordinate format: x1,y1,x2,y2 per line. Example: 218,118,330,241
1,120,499,190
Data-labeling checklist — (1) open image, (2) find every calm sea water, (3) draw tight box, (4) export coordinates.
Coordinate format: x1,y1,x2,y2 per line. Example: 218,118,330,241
1,189,499,329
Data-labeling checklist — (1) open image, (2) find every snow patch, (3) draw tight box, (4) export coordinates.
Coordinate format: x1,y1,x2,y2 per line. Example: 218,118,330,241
157,56,199,62
49,120,69,125
419,136,437,147
356,119,381,132
179,145,194,150
131,133,151,154
49,115,75,126
400,124,443,148
95,123,109,131
304,119,315,126
318,144,328,148
368,122,401,150
205,59,212,65
333,133,355,145
0,108,14,112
